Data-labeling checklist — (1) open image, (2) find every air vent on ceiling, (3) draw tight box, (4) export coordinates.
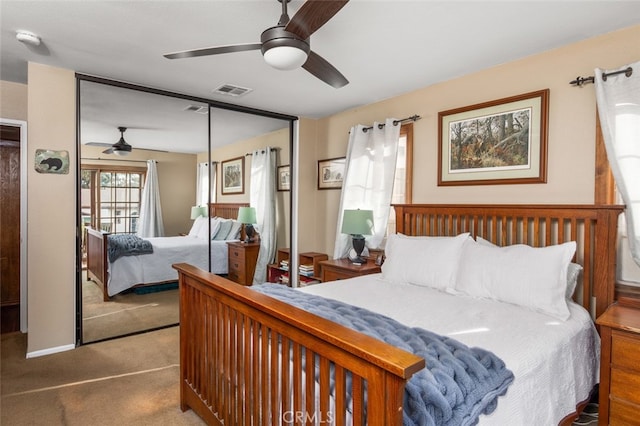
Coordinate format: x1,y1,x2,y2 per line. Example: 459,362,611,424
184,105,209,114
213,84,252,97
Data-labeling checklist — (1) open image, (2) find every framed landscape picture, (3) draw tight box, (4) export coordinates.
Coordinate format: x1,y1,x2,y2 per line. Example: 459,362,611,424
438,89,549,186
221,156,244,194
318,157,345,190
277,165,290,191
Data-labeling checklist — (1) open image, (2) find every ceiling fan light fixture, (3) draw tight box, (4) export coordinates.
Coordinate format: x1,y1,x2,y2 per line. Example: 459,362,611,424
263,45,308,70
113,149,130,157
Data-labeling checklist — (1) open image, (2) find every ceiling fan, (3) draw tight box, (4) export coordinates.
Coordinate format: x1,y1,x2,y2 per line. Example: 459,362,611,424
85,127,167,156
163,0,349,88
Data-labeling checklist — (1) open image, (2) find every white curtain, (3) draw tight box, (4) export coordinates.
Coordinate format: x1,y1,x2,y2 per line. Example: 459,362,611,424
137,160,165,237
333,118,401,259
250,147,277,284
595,60,640,266
196,161,216,207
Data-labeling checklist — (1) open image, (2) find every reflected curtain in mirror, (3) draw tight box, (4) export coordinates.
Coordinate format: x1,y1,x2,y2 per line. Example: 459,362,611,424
250,147,276,283
137,160,165,237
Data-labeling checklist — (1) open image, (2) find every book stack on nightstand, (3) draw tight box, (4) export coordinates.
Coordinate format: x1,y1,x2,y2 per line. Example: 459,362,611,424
267,249,328,286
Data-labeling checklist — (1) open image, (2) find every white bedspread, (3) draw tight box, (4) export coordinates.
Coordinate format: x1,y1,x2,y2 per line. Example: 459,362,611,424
300,274,599,425
107,237,231,296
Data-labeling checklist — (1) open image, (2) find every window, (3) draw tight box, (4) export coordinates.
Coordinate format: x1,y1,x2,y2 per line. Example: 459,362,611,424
388,123,413,236
81,165,146,234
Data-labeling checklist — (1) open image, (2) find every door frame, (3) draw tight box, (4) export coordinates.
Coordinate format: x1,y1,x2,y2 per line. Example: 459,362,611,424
1,118,28,333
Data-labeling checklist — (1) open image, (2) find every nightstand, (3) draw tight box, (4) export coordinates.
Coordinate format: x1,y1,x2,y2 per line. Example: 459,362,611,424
596,298,640,425
318,258,381,282
226,241,260,286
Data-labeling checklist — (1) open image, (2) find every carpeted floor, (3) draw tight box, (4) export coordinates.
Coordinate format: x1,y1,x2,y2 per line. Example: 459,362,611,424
1,327,205,425
82,273,179,343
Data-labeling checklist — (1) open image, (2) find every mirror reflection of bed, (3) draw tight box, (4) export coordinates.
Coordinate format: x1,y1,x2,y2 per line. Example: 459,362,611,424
79,78,293,343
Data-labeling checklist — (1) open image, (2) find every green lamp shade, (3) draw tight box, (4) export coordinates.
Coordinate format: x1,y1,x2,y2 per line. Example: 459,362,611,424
237,207,257,224
341,209,374,235
190,206,206,220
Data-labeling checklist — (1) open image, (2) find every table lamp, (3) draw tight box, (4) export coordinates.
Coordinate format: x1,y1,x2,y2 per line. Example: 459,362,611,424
190,206,206,220
237,207,257,242
341,209,374,264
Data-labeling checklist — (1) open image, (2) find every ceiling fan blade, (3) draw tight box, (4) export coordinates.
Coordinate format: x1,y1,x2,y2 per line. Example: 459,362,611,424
102,147,114,155
137,147,168,153
164,43,262,59
85,142,114,147
302,50,348,88
285,0,349,40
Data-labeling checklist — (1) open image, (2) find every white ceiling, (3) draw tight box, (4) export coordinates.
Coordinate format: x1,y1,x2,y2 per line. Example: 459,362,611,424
2,0,639,152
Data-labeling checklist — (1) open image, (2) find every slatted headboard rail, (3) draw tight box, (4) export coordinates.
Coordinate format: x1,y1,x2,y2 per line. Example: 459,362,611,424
393,204,624,319
209,202,249,219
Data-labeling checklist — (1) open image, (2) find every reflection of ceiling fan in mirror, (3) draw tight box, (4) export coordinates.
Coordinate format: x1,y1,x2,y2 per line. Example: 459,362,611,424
85,127,167,156
163,0,349,88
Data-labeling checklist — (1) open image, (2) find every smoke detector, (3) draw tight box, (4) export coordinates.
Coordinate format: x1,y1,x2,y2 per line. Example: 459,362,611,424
16,30,41,46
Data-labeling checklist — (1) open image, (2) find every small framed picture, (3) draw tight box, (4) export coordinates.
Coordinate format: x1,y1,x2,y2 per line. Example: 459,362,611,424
221,156,244,195
277,165,290,191
318,157,345,190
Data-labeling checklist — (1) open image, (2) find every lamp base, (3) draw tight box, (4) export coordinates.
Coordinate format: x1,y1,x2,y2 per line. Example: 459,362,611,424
349,234,367,264
244,224,255,243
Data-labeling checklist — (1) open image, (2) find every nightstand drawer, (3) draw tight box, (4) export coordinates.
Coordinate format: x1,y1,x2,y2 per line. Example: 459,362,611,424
611,368,640,405
612,330,640,373
228,247,246,263
609,398,640,426
322,268,349,282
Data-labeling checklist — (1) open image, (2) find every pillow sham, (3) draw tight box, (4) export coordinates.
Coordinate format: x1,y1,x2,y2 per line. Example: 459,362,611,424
456,238,576,320
476,236,582,300
213,219,233,240
187,215,206,238
381,232,470,291
197,218,221,240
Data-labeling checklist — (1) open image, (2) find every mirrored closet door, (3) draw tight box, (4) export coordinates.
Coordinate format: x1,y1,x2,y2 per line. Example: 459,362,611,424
78,77,295,344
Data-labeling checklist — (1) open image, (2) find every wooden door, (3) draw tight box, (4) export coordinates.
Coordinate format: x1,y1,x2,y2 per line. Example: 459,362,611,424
0,124,21,333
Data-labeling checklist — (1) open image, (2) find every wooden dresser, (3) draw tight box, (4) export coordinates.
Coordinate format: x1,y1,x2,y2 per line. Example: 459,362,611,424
226,241,260,286
596,299,640,425
318,258,381,282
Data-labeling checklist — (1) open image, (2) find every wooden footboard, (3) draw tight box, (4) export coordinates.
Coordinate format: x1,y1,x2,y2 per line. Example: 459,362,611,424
85,226,110,302
173,263,425,425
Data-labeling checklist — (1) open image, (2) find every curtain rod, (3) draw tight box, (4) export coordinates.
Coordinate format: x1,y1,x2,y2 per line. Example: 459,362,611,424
245,147,280,156
81,157,157,163
362,114,421,132
569,66,633,87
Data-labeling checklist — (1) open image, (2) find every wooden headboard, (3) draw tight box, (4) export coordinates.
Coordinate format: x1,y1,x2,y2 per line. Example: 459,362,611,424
393,204,624,319
209,202,249,219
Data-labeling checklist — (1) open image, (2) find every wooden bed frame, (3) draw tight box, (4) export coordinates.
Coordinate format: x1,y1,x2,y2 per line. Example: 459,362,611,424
173,203,624,425
86,202,248,301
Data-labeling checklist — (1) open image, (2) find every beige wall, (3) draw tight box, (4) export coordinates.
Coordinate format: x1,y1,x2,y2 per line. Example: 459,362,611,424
27,63,76,355
302,24,640,257
81,146,197,236
0,80,28,120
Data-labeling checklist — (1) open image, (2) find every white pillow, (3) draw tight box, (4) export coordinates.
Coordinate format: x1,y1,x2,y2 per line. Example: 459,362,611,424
456,238,576,320
381,232,471,291
187,215,206,238
476,236,581,300
566,262,583,300
196,218,221,240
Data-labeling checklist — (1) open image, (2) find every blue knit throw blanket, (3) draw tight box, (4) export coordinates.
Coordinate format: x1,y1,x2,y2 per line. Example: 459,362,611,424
107,234,153,263
252,283,514,426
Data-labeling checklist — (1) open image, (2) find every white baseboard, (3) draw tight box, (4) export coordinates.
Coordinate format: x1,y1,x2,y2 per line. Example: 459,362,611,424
26,343,76,358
